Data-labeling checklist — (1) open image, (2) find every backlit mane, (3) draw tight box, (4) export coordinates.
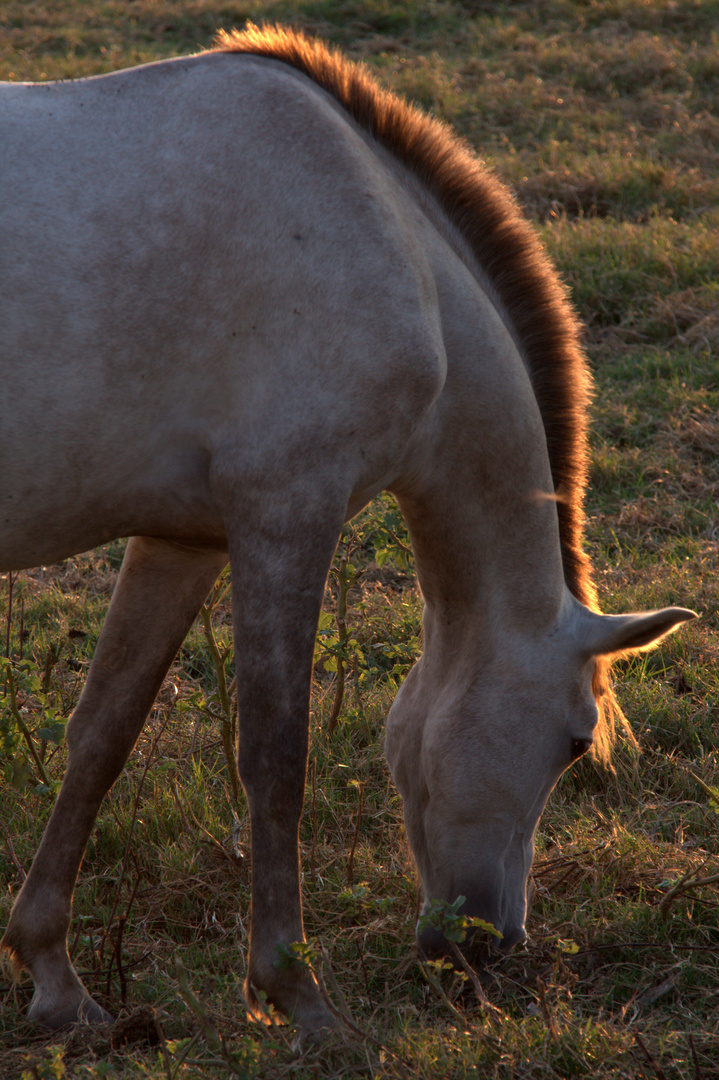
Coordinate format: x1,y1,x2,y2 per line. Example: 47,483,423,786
214,23,624,757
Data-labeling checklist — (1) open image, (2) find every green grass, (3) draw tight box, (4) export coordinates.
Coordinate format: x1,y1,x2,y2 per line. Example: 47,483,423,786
2,2,719,1077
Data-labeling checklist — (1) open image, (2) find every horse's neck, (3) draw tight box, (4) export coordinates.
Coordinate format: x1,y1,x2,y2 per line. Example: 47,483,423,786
393,310,567,663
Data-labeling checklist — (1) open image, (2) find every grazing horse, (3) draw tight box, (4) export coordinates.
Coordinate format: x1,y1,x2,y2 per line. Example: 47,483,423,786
0,25,693,1036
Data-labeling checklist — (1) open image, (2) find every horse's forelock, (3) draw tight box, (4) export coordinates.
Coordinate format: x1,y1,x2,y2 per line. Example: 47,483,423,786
213,24,627,759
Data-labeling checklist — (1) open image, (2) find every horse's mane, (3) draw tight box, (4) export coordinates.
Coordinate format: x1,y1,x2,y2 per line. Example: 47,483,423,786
213,23,625,759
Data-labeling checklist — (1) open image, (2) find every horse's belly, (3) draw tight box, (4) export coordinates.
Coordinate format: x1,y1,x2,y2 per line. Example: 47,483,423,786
0,432,227,570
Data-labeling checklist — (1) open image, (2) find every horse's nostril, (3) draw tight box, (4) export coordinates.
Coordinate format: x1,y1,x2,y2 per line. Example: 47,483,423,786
499,924,526,953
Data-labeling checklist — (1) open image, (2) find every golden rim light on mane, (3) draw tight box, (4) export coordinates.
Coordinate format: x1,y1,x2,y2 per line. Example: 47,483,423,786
213,23,624,760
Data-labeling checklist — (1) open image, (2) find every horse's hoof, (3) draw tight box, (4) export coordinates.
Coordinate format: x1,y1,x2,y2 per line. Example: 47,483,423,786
290,1012,345,1054
244,975,340,1041
290,1025,335,1054
76,997,115,1025
28,994,115,1029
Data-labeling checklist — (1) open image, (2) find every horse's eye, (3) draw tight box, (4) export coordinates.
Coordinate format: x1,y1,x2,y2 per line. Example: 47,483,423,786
571,738,592,761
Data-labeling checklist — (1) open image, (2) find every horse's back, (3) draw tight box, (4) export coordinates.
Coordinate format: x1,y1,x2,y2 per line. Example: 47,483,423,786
0,55,446,568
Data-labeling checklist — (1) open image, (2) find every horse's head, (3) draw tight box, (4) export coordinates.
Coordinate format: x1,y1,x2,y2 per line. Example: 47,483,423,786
385,598,695,964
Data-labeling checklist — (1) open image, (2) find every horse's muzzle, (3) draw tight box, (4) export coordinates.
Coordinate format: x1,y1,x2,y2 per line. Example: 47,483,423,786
416,920,525,967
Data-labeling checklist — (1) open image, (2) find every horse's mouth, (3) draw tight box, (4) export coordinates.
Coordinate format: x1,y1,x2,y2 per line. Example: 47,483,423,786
416,923,512,971
416,877,536,970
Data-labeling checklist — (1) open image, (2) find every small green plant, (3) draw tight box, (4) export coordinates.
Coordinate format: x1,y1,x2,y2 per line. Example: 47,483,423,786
318,535,363,735
315,494,413,733
1,657,66,792
417,896,502,944
191,568,243,806
20,1045,67,1080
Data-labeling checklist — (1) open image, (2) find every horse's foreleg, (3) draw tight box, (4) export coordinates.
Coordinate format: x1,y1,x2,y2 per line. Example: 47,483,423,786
225,491,343,1037
1,537,227,1028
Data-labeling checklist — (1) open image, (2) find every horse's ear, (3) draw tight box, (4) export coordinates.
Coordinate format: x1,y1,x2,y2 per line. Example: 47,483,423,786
580,607,697,658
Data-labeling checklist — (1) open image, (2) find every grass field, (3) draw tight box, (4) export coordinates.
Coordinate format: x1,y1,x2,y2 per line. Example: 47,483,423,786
1,2,719,1077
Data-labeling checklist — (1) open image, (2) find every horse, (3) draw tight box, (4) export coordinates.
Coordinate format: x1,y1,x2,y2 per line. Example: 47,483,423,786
0,24,694,1037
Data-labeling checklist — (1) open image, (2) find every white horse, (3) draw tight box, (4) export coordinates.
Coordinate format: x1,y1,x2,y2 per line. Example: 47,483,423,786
0,25,694,1036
